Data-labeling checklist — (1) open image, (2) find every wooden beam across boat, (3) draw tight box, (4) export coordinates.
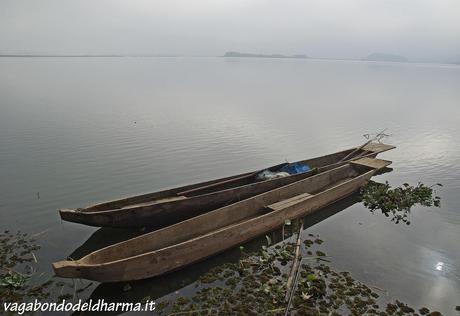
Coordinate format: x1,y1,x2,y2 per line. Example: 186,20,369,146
58,143,395,228
53,157,392,282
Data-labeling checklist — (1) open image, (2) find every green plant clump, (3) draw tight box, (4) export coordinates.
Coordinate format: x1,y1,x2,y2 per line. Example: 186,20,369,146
361,181,441,224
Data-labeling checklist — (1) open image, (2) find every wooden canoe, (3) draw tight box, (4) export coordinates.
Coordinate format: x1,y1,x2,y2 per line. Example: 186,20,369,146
59,143,395,228
53,157,392,282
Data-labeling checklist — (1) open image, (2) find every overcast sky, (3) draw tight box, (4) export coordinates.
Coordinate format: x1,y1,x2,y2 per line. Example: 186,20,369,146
1,0,459,61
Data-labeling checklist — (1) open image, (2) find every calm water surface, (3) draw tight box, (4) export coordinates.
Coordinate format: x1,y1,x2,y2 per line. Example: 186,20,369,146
1,57,459,314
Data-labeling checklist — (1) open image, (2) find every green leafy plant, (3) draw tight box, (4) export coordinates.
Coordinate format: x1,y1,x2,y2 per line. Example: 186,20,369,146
155,235,440,315
361,181,441,224
0,272,29,289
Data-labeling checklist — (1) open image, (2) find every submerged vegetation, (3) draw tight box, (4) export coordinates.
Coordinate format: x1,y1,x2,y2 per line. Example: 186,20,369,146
361,181,442,224
0,230,92,314
0,231,54,303
155,232,442,315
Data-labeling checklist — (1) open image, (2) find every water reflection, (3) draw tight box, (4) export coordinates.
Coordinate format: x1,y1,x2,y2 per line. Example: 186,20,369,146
435,262,444,271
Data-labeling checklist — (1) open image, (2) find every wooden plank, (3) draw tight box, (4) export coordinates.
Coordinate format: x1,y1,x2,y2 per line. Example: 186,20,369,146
351,157,392,169
362,143,396,153
121,195,186,209
266,193,312,212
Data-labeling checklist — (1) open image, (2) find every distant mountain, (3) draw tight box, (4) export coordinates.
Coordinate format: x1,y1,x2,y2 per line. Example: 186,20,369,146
364,53,408,62
223,51,308,59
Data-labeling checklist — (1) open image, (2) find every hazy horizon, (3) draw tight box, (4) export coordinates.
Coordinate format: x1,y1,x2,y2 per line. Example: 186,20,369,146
1,0,459,63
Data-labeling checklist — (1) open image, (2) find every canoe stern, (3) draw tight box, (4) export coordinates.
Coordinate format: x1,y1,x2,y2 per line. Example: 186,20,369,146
59,208,112,227
52,260,85,279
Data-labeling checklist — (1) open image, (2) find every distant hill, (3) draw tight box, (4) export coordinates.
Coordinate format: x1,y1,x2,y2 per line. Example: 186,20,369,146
223,51,308,59
364,53,408,62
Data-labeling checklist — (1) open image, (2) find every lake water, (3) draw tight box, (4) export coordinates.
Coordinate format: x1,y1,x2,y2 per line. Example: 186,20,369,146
1,57,459,315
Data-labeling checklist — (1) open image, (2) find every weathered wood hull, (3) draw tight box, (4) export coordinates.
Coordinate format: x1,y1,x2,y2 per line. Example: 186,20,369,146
53,158,392,282
59,143,395,228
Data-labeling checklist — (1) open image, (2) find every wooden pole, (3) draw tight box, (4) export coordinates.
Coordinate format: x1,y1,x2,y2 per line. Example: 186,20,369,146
284,220,304,316
285,220,303,302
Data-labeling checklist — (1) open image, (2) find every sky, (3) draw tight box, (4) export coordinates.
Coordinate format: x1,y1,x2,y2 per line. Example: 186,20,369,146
1,0,459,61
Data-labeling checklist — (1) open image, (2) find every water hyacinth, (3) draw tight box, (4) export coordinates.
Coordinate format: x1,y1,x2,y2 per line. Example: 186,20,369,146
0,231,53,304
360,181,441,224
155,234,442,315
0,231,92,309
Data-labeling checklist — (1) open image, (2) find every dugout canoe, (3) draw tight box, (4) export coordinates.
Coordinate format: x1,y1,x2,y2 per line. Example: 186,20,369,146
59,143,394,228
53,157,392,282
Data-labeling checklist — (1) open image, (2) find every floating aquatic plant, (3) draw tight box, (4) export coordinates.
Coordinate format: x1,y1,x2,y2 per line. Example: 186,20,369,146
155,235,442,315
0,230,54,304
361,181,442,224
0,230,93,311
0,272,29,289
